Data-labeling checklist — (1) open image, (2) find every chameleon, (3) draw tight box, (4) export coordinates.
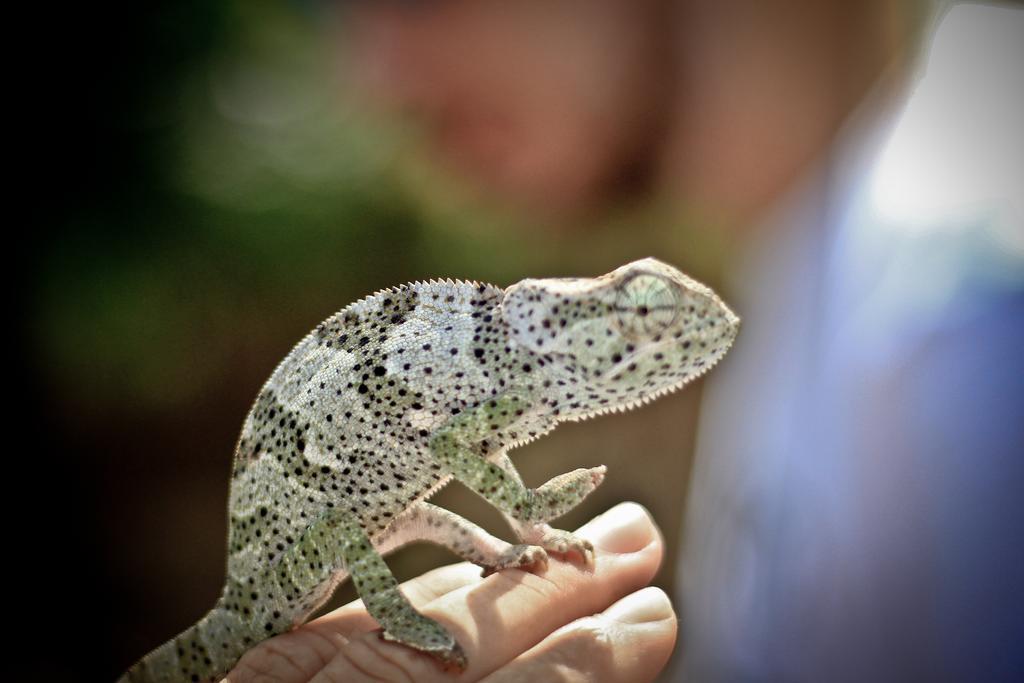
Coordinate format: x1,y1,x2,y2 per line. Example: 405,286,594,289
119,257,739,682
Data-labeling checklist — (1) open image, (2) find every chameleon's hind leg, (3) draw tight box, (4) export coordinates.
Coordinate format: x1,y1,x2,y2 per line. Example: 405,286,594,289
378,501,548,576
257,509,466,669
331,510,468,669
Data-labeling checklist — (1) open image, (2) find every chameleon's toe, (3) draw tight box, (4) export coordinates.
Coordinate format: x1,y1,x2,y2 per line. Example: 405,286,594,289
538,529,596,565
481,543,549,576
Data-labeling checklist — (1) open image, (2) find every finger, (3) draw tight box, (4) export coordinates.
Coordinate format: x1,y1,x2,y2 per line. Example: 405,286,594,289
314,502,665,682
481,586,678,683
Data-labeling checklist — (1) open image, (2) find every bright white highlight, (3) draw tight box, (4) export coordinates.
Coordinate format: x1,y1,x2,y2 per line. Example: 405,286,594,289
870,4,1023,247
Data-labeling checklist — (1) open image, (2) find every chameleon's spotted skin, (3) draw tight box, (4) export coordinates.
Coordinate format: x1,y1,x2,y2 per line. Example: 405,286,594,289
120,258,739,682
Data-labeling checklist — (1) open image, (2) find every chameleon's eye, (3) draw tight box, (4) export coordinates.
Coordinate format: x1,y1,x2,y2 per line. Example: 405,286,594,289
614,274,679,337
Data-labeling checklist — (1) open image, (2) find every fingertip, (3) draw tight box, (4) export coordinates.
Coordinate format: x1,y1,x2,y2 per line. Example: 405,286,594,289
577,502,661,555
603,586,676,625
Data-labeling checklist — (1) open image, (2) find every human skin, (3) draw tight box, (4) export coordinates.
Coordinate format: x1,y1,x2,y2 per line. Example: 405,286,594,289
341,0,909,227
224,502,676,683
341,0,672,217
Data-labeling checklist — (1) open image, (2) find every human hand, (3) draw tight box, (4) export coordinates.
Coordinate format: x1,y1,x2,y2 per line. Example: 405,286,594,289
224,502,676,683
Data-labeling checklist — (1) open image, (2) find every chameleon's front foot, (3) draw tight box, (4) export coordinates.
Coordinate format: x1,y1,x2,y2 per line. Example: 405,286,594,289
480,543,549,577
502,464,606,565
526,465,607,521
534,527,596,563
508,523,595,564
538,465,607,499
380,612,467,671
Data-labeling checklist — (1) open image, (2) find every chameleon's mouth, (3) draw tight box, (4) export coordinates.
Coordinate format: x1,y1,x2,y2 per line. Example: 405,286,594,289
721,303,742,338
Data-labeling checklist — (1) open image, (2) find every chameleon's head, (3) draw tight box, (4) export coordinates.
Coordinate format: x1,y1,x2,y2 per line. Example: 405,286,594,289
500,258,739,413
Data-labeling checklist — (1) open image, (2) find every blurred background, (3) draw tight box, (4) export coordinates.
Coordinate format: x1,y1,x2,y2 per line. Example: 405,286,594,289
28,1,1021,681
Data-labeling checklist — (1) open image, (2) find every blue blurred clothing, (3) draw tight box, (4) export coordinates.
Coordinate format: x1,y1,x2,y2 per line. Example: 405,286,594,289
677,5,1024,681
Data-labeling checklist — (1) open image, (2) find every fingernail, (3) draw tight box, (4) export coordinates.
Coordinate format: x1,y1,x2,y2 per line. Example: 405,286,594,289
604,586,675,625
579,502,656,554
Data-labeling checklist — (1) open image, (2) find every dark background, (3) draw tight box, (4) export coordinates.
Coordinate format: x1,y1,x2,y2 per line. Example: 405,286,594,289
27,4,714,680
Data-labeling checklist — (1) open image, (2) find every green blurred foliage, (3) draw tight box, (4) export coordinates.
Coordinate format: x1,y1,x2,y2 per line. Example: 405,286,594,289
36,2,406,412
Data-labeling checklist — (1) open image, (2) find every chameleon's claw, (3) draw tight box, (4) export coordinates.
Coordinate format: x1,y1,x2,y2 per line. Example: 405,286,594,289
380,616,468,672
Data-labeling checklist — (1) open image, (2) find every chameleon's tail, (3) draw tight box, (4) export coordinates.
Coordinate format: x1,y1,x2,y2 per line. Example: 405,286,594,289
119,603,253,683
